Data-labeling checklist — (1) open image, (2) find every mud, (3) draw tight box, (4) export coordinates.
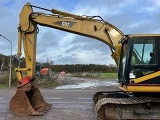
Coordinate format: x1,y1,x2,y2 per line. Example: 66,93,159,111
55,75,118,90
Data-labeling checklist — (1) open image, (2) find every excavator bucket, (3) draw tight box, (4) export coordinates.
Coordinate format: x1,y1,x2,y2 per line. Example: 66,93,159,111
9,80,51,115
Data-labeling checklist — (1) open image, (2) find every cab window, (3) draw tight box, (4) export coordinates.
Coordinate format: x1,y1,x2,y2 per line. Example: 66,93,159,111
131,38,156,65
129,37,158,79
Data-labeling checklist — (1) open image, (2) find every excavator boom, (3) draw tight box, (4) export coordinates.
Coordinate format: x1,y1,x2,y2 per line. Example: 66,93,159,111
10,2,125,116
16,3,124,79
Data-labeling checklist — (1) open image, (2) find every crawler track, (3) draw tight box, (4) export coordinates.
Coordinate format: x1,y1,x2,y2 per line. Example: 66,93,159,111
95,96,160,120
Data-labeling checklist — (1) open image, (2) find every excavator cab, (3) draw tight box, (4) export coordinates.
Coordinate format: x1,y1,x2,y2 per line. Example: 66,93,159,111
118,35,160,94
95,35,160,119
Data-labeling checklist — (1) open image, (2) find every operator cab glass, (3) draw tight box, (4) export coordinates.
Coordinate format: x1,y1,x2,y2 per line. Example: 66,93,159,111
118,36,159,85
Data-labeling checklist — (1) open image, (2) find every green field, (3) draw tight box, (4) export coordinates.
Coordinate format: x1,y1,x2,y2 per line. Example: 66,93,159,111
99,73,118,79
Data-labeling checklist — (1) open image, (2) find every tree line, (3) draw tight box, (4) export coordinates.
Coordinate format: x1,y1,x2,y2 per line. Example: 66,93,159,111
0,54,117,73
41,63,117,73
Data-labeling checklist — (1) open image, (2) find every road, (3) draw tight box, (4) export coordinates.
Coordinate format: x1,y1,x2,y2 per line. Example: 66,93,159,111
0,88,99,120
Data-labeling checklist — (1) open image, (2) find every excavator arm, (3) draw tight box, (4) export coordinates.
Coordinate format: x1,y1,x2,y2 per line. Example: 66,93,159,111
16,2,125,81
10,2,125,116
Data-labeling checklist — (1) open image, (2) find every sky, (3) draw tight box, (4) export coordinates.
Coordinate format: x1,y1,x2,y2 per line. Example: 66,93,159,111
0,0,160,65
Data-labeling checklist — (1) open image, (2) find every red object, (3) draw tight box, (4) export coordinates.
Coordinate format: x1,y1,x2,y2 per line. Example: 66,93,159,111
40,68,49,74
20,76,31,86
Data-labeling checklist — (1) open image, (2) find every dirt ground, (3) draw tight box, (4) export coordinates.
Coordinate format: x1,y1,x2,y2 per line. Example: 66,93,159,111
0,73,119,120
37,73,119,90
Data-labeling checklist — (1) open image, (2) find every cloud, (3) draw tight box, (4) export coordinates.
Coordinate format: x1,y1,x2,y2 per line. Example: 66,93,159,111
0,0,160,65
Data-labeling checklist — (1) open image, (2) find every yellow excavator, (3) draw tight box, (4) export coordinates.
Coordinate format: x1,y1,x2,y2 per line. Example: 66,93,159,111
9,2,160,119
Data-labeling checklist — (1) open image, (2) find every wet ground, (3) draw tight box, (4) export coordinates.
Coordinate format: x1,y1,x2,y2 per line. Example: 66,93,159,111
55,79,118,89
55,76,118,90
0,76,118,120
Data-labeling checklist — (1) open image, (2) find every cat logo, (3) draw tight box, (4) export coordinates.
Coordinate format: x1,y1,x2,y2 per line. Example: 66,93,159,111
62,21,70,27
53,21,76,28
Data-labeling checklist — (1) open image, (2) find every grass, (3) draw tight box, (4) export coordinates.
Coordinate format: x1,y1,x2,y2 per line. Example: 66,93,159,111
73,72,118,79
99,72,118,79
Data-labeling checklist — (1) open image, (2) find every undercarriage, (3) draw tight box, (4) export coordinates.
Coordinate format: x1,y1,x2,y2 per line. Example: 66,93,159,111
93,91,160,120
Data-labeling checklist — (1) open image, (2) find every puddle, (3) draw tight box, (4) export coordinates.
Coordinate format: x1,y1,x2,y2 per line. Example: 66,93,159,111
55,80,118,89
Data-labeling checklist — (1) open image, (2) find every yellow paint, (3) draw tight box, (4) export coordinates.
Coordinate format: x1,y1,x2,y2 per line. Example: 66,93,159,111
119,85,160,92
131,71,160,83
